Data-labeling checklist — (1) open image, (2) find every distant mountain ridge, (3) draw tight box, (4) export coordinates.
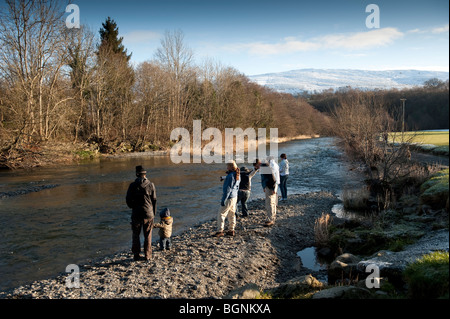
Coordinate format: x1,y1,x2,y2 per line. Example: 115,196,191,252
249,69,450,94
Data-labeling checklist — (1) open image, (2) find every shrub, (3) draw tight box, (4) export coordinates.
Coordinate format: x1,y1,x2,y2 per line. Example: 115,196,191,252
314,213,332,247
73,149,97,160
404,251,449,299
342,187,370,211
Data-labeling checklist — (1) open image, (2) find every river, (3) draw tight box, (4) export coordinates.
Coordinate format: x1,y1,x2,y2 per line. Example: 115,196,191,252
0,137,363,292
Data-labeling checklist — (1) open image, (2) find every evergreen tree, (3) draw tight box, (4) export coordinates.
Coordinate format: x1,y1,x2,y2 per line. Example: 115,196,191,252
94,17,134,142
98,17,131,61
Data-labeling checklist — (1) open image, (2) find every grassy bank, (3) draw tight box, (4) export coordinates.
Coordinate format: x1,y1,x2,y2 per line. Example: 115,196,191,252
420,169,449,209
404,251,449,299
406,131,449,146
390,130,449,156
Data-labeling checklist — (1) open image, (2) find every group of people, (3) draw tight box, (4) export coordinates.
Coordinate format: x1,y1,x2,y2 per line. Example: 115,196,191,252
125,154,289,261
214,154,289,237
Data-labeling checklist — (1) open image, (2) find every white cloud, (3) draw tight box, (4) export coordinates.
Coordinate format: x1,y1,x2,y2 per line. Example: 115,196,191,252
407,24,449,35
432,24,449,34
318,28,404,50
407,28,422,34
343,53,368,57
225,38,319,55
123,30,160,44
223,28,404,56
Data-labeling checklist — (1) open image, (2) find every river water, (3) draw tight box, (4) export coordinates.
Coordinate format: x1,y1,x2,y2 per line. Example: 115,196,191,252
0,137,363,292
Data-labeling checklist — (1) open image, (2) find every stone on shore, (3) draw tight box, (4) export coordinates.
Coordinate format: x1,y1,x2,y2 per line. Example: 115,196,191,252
268,274,325,298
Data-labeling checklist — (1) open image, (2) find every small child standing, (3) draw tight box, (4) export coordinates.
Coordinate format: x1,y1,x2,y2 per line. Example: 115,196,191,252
153,208,173,251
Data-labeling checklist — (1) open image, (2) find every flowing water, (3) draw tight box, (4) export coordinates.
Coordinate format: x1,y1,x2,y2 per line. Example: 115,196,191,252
0,137,363,292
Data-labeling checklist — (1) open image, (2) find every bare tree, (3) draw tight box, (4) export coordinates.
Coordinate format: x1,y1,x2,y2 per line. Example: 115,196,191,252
0,16,330,167
155,30,195,129
134,61,170,148
67,26,96,143
332,91,421,209
0,0,71,142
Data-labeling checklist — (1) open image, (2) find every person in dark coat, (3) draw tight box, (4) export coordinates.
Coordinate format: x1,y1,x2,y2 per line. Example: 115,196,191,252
126,165,157,261
237,166,259,217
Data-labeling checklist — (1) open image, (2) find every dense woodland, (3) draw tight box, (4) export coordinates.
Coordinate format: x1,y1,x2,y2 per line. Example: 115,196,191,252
0,0,328,168
305,79,449,131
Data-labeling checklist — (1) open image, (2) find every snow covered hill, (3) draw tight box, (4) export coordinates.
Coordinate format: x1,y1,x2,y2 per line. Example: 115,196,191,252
249,69,449,94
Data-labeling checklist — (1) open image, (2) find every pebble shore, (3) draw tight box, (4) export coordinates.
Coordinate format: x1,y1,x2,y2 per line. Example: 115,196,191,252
1,192,340,299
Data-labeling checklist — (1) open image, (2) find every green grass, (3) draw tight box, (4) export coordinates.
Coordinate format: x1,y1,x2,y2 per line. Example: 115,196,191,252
420,169,449,208
421,169,449,190
401,131,449,147
73,149,97,160
404,251,449,299
388,131,449,156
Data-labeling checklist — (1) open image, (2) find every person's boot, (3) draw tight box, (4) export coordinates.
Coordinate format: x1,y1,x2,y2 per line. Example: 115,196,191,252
213,231,225,238
226,230,235,237
264,220,275,227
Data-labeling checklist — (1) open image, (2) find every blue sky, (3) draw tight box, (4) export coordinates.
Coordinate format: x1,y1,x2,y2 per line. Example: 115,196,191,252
70,0,448,75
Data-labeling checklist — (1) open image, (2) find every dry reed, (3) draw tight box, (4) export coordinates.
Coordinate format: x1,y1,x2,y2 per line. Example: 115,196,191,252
314,213,332,247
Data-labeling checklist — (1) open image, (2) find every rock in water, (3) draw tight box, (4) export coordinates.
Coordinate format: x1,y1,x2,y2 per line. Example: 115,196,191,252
328,253,361,284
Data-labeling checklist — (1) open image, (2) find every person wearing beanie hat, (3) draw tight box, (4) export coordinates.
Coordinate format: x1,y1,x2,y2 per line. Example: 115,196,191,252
153,208,173,251
126,165,157,261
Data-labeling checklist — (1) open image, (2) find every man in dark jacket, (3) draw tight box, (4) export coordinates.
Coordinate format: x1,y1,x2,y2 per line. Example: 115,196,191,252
237,166,258,217
126,165,157,261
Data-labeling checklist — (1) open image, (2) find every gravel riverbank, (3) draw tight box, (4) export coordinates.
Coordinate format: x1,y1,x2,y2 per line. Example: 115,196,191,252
1,192,340,299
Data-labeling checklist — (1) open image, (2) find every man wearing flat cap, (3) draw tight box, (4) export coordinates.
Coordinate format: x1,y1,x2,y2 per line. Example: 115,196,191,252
126,165,157,261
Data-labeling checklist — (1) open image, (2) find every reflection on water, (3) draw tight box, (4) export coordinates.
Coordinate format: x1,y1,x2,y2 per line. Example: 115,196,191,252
331,204,373,221
296,247,327,271
0,137,362,291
